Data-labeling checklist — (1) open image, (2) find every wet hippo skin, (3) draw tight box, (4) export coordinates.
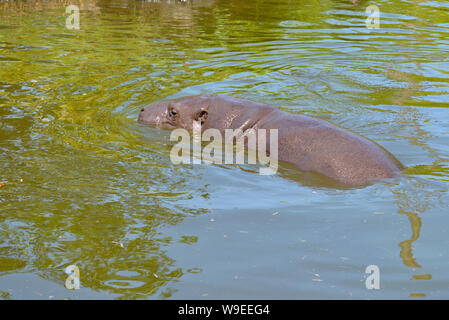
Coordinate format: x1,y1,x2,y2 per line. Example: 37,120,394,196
138,95,404,186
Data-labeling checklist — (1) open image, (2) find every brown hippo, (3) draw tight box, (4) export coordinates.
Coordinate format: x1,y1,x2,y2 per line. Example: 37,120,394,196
138,95,404,186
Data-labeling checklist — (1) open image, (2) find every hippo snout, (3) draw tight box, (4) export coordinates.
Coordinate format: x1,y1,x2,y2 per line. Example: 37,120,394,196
138,103,169,127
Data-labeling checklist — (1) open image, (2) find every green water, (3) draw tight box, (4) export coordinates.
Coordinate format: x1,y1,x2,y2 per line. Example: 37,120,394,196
0,0,448,299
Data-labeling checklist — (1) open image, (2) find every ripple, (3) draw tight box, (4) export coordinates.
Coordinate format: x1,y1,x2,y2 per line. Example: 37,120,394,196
0,0,448,300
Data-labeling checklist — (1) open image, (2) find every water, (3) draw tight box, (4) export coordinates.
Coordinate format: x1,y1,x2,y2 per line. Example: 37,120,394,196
0,0,448,299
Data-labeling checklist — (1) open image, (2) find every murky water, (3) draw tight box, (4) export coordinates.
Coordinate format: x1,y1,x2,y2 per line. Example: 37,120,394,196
0,0,448,299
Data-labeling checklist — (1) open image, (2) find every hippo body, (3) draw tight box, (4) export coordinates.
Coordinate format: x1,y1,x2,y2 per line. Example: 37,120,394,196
138,95,404,186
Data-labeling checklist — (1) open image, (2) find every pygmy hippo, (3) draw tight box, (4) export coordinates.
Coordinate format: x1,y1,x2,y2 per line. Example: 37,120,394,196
138,95,404,186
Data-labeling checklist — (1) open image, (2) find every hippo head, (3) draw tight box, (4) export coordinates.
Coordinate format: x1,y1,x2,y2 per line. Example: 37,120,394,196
138,95,210,131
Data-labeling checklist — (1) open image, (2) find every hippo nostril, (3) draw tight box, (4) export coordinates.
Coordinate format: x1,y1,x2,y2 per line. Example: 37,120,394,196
140,108,145,112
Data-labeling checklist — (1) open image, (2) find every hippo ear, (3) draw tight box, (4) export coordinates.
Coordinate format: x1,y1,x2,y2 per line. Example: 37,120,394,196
194,109,208,124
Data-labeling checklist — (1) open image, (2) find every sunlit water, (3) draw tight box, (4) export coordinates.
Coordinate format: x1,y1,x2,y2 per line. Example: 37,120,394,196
0,0,448,299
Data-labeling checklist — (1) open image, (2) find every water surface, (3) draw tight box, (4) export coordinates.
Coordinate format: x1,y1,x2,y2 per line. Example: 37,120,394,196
0,0,448,299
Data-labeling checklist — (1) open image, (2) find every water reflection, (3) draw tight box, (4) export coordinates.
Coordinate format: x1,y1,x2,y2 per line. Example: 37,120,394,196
391,175,448,298
0,0,448,299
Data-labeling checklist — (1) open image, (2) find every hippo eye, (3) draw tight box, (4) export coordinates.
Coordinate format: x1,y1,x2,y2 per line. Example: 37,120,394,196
167,106,179,120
